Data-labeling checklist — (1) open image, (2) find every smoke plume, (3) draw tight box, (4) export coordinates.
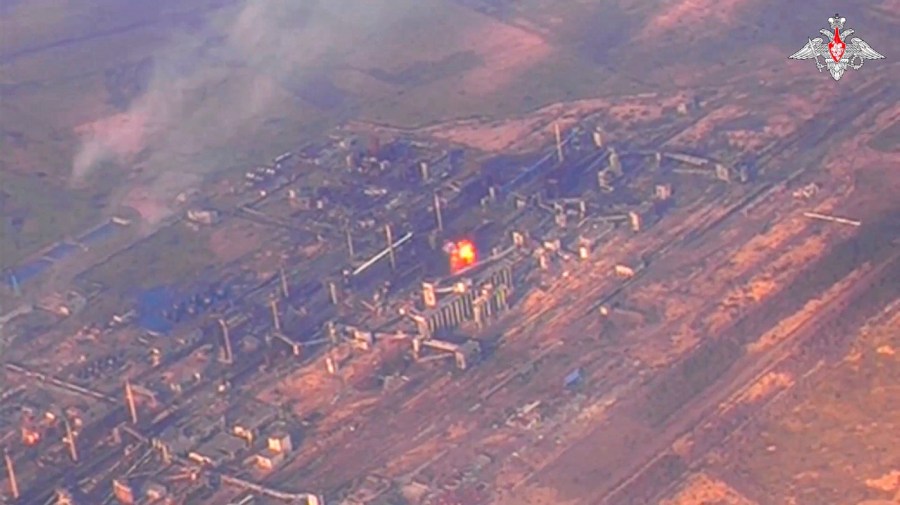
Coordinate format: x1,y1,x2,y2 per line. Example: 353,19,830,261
71,0,418,224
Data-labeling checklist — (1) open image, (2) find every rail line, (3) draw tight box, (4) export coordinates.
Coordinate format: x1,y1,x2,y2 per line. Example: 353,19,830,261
597,247,900,504
499,81,894,502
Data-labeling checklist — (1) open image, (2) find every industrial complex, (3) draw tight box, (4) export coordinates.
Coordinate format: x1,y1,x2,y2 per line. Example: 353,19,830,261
1,75,898,505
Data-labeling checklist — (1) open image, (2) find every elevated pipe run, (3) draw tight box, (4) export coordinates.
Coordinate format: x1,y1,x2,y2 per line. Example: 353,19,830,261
351,232,414,276
2,363,116,404
125,381,138,425
220,473,323,503
120,426,321,504
803,211,861,227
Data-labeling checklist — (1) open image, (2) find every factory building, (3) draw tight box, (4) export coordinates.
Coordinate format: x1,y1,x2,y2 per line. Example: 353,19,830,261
413,252,519,338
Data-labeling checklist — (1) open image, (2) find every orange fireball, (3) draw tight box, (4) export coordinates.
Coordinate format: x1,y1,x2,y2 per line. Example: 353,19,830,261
449,240,477,273
457,241,476,263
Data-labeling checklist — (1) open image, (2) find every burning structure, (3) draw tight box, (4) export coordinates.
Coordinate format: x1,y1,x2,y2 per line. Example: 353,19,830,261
446,240,478,274
0,101,743,504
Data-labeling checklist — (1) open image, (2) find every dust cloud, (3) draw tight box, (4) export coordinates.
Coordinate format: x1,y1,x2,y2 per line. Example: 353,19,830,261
71,0,417,223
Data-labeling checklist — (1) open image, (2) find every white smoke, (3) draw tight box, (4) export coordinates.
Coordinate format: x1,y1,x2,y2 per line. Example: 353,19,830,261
71,0,419,223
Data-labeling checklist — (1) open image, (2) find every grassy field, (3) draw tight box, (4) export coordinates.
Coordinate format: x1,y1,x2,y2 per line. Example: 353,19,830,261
0,172,103,262
2,0,611,269
3,0,898,275
728,304,900,504
869,120,900,152
80,222,213,292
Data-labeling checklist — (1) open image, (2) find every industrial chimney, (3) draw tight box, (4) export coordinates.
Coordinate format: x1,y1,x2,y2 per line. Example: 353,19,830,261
4,450,18,500
124,381,138,425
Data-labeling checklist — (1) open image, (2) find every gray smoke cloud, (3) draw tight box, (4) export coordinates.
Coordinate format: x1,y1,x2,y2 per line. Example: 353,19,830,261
71,0,420,224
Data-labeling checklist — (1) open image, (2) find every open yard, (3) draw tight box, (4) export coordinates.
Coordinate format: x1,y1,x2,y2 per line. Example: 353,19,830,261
712,302,900,505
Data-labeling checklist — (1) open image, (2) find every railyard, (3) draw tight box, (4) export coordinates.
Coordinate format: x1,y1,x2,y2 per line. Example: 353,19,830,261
1,73,899,505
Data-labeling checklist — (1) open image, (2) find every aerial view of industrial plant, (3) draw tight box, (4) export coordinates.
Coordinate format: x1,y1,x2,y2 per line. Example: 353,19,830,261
1,1,898,504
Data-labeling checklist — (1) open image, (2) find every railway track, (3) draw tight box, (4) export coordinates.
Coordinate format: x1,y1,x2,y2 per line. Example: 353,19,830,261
494,81,894,502
597,245,900,505
494,206,840,488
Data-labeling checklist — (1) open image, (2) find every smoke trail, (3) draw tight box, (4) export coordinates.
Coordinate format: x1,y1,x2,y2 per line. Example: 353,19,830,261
70,0,418,224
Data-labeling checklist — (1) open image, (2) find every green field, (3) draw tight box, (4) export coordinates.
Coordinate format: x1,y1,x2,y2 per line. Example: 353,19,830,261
0,172,102,265
81,222,212,292
0,0,625,270
6,0,896,275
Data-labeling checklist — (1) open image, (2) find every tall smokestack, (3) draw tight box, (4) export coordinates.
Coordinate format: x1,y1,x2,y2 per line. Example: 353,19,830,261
329,282,339,305
325,321,340,375
63,417,79,462
279,267,289,299
385,224,396,271
433,193,443,232
554,122,564,163
270,299,281,332
4,450,18,500
345,227,355,259
218,318,233,364
124,381,138,425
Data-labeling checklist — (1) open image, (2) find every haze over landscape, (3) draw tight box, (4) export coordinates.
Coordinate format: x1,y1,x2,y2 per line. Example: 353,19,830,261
68,1,430,219
3,0,897,251
0,1,898,504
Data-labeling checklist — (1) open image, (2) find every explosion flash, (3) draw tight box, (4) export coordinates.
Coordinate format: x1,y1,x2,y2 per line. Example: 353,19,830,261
447,239,477,273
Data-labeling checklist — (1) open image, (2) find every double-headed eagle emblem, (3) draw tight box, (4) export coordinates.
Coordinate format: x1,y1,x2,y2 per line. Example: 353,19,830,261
789,14,885,81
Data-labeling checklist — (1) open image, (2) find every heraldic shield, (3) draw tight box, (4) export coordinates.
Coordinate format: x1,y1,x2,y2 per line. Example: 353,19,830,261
789,14,885,81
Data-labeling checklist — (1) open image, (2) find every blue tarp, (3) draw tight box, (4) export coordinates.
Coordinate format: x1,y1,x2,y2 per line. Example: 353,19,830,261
78,221,120,246
564,368,584,388
7,258,53,287
136,286,177,335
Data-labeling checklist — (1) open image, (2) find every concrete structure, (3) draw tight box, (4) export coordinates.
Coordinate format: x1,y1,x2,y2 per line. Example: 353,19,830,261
256,425,294,470
267,430,293,454
255,449,285,470
614,264,636,278
144,481,168,501
112,479,135,504
187,209,221,225
413,338,482,371
231,403,279,444
188,431,246,467
414,259,515,337
655,184,672,200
